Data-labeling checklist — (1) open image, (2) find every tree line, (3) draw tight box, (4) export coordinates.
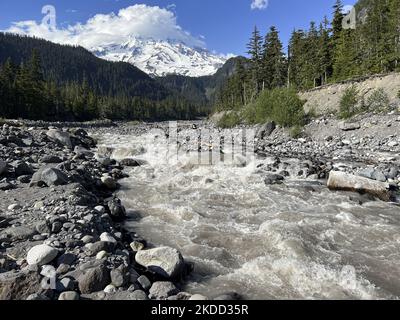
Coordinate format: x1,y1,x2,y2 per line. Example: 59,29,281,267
215,0,400,111
0,33,204,121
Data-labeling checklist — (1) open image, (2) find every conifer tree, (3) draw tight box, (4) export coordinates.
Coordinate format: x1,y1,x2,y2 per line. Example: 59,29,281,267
262,26,287,89
247,26,263,96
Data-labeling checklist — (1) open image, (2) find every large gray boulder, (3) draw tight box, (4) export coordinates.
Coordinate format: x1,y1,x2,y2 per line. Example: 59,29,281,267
78,264,110,294
327,171,391,201
107,198,126,221
149,282,179,300
47,129,73,149
31,168,68,187
27,244,59,266
339,121,361,131
256,122,276,140
135,247,184,279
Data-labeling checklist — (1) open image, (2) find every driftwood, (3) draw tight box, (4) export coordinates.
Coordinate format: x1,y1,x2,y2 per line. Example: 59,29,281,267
327,171,391,201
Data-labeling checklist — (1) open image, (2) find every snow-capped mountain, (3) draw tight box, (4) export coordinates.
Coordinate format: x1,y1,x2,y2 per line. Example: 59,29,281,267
91,37,228,77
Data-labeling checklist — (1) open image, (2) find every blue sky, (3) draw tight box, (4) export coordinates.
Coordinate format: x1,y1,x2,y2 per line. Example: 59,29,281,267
0,0,357,55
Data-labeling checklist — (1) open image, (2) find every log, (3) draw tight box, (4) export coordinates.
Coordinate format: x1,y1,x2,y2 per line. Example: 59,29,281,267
327,171,391,201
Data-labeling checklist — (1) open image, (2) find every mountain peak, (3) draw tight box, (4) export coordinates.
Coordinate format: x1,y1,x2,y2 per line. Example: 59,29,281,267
91,37,228,77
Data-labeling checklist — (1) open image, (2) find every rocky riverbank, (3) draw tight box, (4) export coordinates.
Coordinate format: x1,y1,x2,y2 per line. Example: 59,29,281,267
0,122,202,301
1,114,399,301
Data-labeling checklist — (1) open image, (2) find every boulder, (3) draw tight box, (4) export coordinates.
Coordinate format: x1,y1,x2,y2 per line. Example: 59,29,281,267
339,121,361,131
135,247,184,279
74,146,94,158
58,291,80,300
327,171,391,201
256,122,276,140
27,244,59,266
110,266,129,288
0,271,41,300
119,159,147,167
101,176,117,190
107,198,126,221
41,168,68,186
264,174,285,185
46,129,73,149
149,282,179,300
13,161,33,177
78,264,110,294
100,232,117,244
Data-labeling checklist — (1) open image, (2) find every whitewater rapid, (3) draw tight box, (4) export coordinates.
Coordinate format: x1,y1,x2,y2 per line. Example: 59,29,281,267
98,126,400,300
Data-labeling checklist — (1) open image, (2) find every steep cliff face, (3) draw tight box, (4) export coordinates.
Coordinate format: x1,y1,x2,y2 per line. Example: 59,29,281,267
299,73,400,115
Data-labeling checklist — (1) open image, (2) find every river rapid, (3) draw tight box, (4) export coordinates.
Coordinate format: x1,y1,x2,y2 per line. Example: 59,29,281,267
98,123,400,300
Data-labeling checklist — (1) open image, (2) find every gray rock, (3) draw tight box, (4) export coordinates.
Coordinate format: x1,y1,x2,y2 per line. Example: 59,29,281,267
13,161,33,176
358,167,375,179
340,121,361,131
74,146,94,158
100,232,117,244
256,122,276,140
137,275,152,291
372,170,387,182
107,290,149,301
47,129,73,149
27,244,59,266
58,291,80,300
0,160,7,175
88,241,115,256
119,159,147,167
1,226,36,241
56,277,75,292
0,270,42,300
107,198,126,221
78,264,110,294
110,266,129,288
26,293,50,300
95,155,112,166
264,174,285,185
41,168,68,186
101,176,117,190
41,155,63,164
57,253,77,266
149,282,179,300
135,247,185,279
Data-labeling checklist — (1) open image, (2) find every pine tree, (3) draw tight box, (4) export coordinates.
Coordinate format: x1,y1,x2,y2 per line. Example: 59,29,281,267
247,26,263,96
332,0,344,43
262,26,287,89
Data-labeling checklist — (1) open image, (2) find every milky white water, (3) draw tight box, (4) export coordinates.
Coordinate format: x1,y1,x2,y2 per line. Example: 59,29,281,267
99,127,400,300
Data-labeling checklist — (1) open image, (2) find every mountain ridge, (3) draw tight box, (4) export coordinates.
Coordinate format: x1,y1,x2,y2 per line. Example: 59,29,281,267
92,36,229,77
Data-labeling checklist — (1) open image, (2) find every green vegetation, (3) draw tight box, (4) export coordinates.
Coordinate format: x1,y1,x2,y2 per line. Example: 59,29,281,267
339,86,360,119
215,0,400,125
217,112,242,128
245,88,306,127
366,88,390,112
290,125,304,139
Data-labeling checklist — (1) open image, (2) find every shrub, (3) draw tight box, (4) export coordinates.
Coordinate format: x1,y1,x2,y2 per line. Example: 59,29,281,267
217,112,241,128
339,86,359,119
290,125,303,139
366,88,390,112
245,88,306,127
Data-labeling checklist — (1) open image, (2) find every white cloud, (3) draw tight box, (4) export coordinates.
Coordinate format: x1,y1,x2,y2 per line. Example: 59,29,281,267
251,0,269,10
4,4,205,49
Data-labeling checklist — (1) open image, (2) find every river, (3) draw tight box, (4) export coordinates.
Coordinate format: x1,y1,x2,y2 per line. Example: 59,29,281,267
98,123,400,300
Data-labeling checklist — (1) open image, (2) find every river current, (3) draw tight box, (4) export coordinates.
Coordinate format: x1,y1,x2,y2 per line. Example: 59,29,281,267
98,125,400,300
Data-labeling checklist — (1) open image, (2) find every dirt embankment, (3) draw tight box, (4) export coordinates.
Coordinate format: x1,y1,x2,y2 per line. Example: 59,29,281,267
299,72,400,114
